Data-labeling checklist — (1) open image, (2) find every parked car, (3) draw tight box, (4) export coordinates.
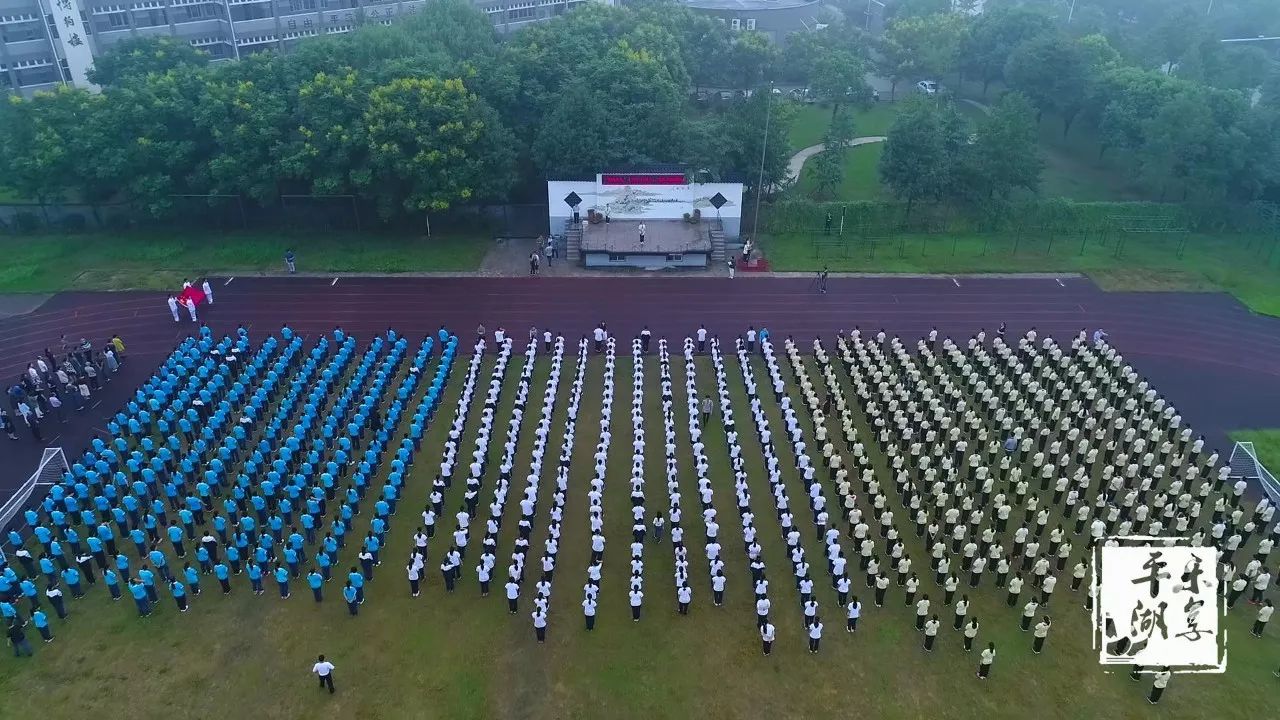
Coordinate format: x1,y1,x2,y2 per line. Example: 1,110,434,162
718,90,735,101
916,80,938,95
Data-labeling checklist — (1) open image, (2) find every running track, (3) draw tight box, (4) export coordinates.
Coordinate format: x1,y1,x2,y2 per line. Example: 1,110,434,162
1,275,1277,495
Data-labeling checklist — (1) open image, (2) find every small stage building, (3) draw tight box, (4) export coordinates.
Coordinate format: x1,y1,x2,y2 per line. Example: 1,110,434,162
547,172,744,270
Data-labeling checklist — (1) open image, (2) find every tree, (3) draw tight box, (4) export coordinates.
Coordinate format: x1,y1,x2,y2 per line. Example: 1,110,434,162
888,0,951,20
532,42,684,178
1094,67,1188,156
959,7,1054,96
92,68,215,216
281,70,373,196
193,55,292,204
809,109,857,200
878,97,967,213
362,77,515,217
810,49,872,121
87,36,208,87
723,31,778,90
874,33,917,101
957,91,1043,200
809,145,845,200
879,13,965,93
1005,34,1093,136
0,88,109,204
1138,89,1248,202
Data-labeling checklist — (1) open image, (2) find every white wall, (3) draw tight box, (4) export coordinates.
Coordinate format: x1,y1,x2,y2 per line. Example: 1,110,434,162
547,179,743,238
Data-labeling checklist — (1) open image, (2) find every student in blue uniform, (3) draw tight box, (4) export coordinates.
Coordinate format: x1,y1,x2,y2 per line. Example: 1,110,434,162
32,609,52,642
347,567,365,604
274,564,290,599
170,580,188,612
183,563,201,596
343,582,358,616
128,578,151,617
307,569,324,602
138,566,158,602
214,562,231,594
104,567,122,600
248,563,264,595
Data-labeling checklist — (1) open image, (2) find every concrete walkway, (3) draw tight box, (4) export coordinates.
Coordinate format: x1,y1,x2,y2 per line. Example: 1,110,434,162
960,98,992,115
785,137,888,182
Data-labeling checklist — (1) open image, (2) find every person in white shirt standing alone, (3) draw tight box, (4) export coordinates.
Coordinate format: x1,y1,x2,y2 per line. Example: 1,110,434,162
312,654,336,694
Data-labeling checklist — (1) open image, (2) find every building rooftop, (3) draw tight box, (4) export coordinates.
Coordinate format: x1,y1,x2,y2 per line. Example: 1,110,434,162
580,219,712,254
685,0,819,10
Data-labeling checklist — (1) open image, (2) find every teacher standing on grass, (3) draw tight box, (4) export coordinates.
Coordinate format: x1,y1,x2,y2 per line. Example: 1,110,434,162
312,654,336,694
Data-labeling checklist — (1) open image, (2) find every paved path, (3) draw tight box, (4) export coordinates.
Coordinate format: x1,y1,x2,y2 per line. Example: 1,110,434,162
960,98,992,115
2,275,1278,495
785,137,888,182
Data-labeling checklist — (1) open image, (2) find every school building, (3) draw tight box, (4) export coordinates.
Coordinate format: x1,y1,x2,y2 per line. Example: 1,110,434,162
0,0,613,96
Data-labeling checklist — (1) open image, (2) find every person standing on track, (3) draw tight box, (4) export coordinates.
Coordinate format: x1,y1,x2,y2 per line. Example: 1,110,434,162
285,249,296,274
202,279,214,305
185,296,198,323
167,296,180,323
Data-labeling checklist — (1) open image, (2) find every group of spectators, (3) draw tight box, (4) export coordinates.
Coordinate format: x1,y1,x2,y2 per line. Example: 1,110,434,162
4,335,126,442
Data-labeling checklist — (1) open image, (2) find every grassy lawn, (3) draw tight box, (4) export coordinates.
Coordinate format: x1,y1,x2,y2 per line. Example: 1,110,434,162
0,232,491,292
795,143,887,201
787,102,901,152
0,338,1275,720
953,82,1148,202
761,231,1280,315
794,82,1149,203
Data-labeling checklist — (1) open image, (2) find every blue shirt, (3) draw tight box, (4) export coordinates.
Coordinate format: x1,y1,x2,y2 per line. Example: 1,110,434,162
343,585,358,603
214,563,229,580
274,567,289,583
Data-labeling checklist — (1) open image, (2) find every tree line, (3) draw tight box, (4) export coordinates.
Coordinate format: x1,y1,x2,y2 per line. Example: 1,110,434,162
0,0,805,221
0,0,1276,223
872,1,1280,207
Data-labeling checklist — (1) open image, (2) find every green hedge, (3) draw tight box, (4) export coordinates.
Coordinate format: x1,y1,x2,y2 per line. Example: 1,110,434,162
759,199,1271,237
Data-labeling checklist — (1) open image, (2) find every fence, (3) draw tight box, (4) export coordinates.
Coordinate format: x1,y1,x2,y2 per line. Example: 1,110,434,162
0,197,551,239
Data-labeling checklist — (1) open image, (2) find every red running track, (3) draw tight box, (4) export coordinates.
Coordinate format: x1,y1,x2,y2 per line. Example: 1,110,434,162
0,275,1277,494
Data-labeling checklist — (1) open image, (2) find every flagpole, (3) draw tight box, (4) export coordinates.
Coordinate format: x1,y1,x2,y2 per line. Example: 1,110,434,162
751,81,774,245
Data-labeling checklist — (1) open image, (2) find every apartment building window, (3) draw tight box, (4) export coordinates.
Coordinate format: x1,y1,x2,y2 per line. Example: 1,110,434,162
729,18,739,30
508,6,535,19
288,0,317,12
745,18,755,29
107,12,129,28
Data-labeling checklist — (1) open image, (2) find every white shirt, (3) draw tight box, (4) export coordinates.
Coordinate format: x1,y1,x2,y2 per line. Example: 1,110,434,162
312,661,335,677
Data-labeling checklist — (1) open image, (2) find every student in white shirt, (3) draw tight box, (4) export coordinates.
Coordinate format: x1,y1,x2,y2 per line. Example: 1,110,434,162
1032,616,1052,654
312,655,336,694
845,596,861,632
629,588,644,621
807,619,823,654
1253,600,1273,637
760,622,776,655
1148,667,1170,704
583,597,597,630
977,643,995,679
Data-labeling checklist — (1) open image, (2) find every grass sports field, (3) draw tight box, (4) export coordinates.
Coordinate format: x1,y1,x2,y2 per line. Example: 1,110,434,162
0,329,1275,720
